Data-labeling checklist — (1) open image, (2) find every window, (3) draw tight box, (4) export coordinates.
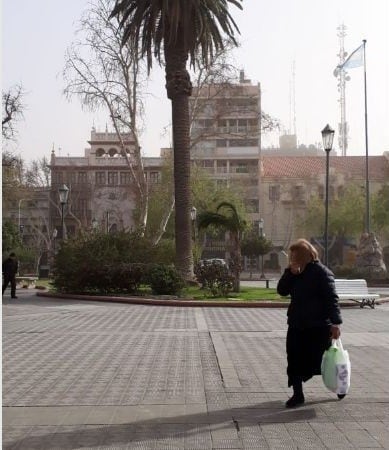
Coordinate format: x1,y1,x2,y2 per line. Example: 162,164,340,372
202,160,214,168
195,119,213,129
53,171,63,184
108,172,118,185
229,139,258,147
228,119,237,131
216,139,227,147
217,119,227,133
234,164,248,173
269,185,280,201
149,172,160,183
238,119,248,132
216,161,227,173
96,172,106,185
67,172,76,184
318,185,324,200
78,172,87,183
120,172,132,185
293,185,305,200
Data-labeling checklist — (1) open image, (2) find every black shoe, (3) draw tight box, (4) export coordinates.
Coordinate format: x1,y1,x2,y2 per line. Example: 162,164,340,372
337,394,346,400
285,394,305,408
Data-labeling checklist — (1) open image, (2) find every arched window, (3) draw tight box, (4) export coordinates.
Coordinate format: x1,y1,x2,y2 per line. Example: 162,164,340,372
108,148,117,157
96,148,105,157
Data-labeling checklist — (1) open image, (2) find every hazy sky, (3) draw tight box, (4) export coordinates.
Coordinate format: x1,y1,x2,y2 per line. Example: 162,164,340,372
3,0,389,163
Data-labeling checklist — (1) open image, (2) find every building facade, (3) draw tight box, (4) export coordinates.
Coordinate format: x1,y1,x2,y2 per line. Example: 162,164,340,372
260,153,389,252
49,129,163,237
189,71,262,258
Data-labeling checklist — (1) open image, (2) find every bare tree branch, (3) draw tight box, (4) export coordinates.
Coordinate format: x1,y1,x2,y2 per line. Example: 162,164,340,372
62,0,149,231
2,84,25,141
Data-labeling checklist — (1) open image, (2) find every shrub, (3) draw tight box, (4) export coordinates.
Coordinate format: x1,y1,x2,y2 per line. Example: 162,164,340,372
147,264,185,295
52,230,167,293
333,265,363,279
194,261,234,297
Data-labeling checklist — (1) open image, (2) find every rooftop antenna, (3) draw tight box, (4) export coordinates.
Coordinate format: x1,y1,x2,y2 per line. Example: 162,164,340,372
288,60,297,136
335,23,350,156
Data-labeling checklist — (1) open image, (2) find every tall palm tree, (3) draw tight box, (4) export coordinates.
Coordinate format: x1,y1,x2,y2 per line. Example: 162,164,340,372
110,0,242,281
198,201,245,291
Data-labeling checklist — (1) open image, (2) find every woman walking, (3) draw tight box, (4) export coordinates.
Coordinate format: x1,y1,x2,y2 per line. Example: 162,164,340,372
277,239,342,408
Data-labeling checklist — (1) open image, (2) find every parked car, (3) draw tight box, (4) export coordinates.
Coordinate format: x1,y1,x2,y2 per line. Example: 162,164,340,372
199,258,228,268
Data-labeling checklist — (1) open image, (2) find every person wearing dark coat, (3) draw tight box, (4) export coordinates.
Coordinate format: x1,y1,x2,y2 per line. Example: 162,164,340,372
277,239,342,408
2,252,19,299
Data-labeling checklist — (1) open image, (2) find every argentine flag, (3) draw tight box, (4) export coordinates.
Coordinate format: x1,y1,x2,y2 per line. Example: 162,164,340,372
334,43,364,76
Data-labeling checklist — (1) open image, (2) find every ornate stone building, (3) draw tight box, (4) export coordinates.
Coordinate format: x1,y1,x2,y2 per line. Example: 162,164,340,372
49,129,163,237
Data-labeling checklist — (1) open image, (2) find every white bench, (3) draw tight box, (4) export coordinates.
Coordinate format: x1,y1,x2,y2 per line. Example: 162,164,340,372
15,276,38,289
334,279,379,309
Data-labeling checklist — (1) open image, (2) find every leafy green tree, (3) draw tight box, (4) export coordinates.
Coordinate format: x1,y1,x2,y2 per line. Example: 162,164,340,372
110,0,242,281
304,184,362,240
241,234,273,278
304,183,387,240
197,202,246,291
2,220,21,253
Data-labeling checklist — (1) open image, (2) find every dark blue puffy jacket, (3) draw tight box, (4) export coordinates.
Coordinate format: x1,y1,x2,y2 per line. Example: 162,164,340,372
277,260,342,328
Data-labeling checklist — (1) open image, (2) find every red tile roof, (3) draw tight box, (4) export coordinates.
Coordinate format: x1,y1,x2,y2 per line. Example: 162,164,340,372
262,155,389,180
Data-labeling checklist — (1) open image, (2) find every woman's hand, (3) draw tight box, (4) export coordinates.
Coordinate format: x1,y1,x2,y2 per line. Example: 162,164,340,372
330,325,341,339
289,263,301,275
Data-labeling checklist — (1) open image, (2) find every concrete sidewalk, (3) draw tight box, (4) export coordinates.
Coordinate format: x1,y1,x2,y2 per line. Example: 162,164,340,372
2,290,389,449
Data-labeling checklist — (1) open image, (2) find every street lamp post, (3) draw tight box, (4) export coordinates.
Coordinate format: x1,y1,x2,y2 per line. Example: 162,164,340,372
190,206,197,243
91,218,98,231
52,228,58,254
18,198,27,234
58,184,69,240
321,124,335,266
258,218,266,279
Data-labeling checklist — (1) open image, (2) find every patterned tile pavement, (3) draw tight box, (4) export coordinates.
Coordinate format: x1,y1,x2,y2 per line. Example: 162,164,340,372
2,290,389,449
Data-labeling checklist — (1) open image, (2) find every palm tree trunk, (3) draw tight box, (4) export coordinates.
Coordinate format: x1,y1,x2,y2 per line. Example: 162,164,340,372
171,95,193,280
165,35,194,281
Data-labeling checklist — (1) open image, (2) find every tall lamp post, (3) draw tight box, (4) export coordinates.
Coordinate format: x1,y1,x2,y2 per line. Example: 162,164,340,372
190,207,197,243
58,184,69,240
91,218,99,231
52,228,58,254
321,124,335,266
258,218,266,279
18,198,27,234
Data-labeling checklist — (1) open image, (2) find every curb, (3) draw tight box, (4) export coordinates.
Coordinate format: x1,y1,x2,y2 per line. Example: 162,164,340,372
36,291,389,308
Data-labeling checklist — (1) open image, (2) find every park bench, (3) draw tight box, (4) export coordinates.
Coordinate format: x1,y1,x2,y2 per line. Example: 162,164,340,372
15,276,38,289
334,278,379,309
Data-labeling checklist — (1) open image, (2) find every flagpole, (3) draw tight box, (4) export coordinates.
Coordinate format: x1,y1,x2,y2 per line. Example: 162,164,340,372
363,39,370,233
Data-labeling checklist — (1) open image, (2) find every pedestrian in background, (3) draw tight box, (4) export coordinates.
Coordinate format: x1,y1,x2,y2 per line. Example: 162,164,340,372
2,252,19,299
277,239,342,408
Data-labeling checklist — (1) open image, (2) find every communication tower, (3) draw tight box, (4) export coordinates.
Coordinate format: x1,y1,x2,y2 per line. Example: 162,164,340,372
335,24,350,156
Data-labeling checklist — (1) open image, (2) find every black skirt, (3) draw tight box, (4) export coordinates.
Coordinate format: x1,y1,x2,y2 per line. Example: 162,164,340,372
286,325,331,386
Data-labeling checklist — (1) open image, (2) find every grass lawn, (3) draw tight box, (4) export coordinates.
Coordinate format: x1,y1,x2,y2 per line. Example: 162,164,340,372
43,280,290,303
35,278,53,289
182,286,290,302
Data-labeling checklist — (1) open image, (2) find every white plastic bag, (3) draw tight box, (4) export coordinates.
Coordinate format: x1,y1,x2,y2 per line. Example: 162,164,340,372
321,338,351,394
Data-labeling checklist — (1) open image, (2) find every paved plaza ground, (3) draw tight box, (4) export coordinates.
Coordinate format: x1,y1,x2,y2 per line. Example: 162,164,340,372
2,289,389,449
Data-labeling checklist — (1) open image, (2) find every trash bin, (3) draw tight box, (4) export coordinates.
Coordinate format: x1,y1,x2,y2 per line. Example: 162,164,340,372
39,265,50,278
